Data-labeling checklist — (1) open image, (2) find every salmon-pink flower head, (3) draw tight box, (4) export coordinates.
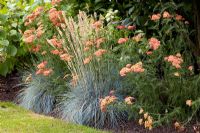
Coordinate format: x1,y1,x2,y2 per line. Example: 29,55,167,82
49,37,62,48
118,38,128,44
49,8,64,26
83,47,90,52
175,14,185,21
34,6,44,16
23,29,35,38
92,21,102,29
41,51,47,55
149,37,160,50
83,56,92,64
51,49,60,55
85,40,94,47
51,0,62,6
127,25,136,30
125,96,135,105
164,54,183,69
99,95,117,112
131,62,145,73
188,66,193,71
116,25,125,30
119,67,131,77
95,38,105,48
60,53,72,62
43,68,53,76
126,64,132,68
37,61,48,69
146,51,153,55
24,35,35,44
36,69,43,75
94,49,107,57
163,11,171,19
132,33,143,42
186,99,192,107
31,45,41,53
151,13,161,21
174,72,180,77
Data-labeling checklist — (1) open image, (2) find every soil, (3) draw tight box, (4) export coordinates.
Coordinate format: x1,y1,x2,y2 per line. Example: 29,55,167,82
0,72,199,133
0,71,21,102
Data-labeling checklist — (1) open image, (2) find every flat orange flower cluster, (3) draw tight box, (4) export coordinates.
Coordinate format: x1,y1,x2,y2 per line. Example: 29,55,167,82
120,62,145,77
23,24,44,45
138,109,153,130
23,28,35,44
92,21,102,29
83,37,107,65
174,122,185,132
49,8,64,26
116,25,136,30
99,95,117,112
124,96,135,105
48,36,63,48
118,37,128,44
148,37,160,50
31,45,41,53
84,38,105,48
151,11,187,22
24,7,44,26
164,53,183,69
94,49,107,57
51,0,62,6
132,33,143,42
36,61,53,76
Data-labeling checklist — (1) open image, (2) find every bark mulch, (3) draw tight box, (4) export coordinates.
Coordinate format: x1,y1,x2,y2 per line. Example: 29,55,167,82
0,72,21,102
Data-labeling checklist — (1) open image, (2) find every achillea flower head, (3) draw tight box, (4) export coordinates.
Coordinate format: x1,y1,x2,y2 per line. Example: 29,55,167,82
99,95,117,112
188,66,193,71
139,119,143,125
37,61,48,69
127,25,136,30
139,108,144,114
83,56,92,64
94,49,107,57
92,21,102,29
51,49,60,55
116,25,125,30
164,54,183,69
124,96,135,105
51,0,62,6
132,33,143,42
95,38,105,48
83,47,90,52
118,38,128,44
186,100,192,107
149,37,160,50
60,53,72,62
163,11,171,19
130,62,145,73
43,68,53,76
151,13,161,21
175,14,185,21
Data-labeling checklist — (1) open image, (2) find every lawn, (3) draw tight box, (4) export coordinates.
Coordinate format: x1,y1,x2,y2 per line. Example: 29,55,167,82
0,102,108,133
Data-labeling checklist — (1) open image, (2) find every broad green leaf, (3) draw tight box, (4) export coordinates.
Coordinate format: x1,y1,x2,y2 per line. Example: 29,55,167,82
7,45,17,56
0,63,8,76
0,40,9,46
10,30,17,36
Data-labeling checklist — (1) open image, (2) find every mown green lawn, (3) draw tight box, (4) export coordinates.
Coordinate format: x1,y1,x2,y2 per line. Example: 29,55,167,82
0,102,108,133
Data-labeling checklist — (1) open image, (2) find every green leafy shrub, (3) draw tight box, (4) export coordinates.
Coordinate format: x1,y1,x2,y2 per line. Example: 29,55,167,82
0,0,31,76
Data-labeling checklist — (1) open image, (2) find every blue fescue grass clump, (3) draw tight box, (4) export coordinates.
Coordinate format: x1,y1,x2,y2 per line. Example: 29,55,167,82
60,71,126,128
18,74,56,114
